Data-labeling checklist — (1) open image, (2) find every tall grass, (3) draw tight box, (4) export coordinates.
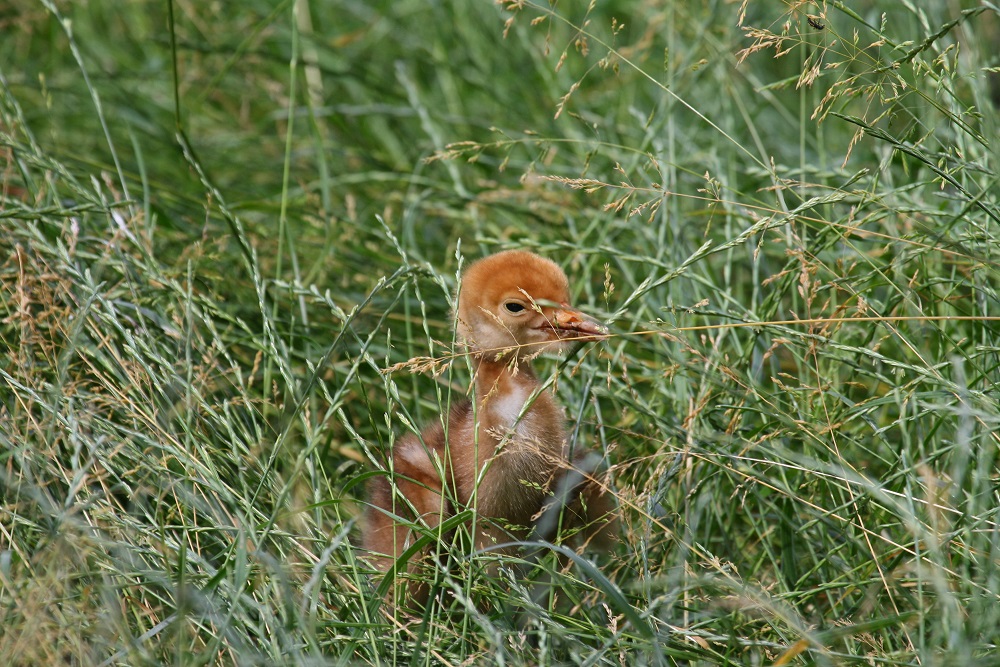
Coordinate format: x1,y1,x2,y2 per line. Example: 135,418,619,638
2,0,999,664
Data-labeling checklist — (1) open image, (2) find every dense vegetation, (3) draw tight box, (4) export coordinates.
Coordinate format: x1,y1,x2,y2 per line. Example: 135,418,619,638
2,1,999,664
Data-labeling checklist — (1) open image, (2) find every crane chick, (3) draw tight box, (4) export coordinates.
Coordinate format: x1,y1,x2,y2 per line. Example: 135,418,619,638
363,250,616,606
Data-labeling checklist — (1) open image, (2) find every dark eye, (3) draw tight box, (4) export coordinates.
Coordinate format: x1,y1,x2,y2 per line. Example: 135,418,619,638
504,302,526,313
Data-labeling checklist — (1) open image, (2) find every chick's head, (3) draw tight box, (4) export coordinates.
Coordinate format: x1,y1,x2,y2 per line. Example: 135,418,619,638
456,250,606,357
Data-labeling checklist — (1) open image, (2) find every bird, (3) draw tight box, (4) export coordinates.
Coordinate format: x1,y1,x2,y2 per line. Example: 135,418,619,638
362,249,617,607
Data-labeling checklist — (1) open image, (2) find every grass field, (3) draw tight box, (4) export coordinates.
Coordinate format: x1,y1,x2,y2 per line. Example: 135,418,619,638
3,1,1000,664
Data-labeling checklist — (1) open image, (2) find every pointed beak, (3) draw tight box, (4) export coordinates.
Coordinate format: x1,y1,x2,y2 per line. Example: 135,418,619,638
547,305,608,339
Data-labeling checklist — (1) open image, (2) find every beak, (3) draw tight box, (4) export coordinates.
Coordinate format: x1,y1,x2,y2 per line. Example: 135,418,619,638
546,305,608,339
